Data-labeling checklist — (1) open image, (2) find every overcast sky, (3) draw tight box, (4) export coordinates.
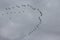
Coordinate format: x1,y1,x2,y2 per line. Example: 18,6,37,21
0,0,60,40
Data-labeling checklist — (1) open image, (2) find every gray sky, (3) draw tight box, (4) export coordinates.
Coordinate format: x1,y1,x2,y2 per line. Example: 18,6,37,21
0,0,60,40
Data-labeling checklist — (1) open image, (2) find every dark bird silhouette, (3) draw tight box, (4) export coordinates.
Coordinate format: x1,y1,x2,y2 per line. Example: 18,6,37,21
32,7,36,10
21,5,26,7
16,5,20,8
37,9,43,16
38,17,42,24
8,8,11,10
5,8,8,10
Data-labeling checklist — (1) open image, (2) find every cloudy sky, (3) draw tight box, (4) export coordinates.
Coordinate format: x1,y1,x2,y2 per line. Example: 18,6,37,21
0,0,60,40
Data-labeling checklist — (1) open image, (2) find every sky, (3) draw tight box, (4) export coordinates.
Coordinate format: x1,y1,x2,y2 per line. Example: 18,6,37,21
0,0,60,40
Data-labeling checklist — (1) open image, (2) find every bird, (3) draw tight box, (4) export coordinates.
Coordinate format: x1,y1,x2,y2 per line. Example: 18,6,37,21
37,9,43,16
16,5,20,8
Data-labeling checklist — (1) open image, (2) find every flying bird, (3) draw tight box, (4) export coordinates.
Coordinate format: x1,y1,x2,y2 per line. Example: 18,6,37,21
37,9,43,16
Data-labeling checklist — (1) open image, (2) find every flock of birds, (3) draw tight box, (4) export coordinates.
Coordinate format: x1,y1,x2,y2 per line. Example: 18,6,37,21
0,2,43,40
0,3,43,19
